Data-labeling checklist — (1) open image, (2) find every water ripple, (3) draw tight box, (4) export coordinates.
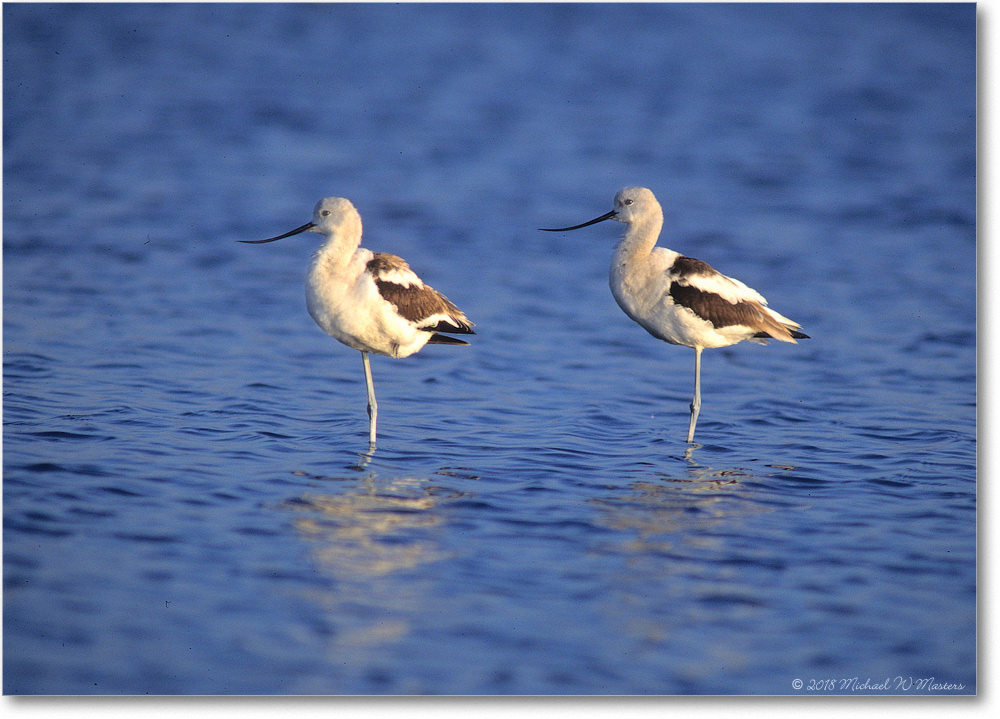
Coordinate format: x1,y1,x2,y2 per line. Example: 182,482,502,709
2,1,975,695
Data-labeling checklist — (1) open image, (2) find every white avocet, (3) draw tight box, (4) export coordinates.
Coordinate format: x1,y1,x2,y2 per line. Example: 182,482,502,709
542,186,808,443
243,197,474,446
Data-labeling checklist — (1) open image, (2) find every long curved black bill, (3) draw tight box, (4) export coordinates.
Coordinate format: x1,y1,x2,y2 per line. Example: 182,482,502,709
539,209,617,232
239,221,316,244
538,210,616,232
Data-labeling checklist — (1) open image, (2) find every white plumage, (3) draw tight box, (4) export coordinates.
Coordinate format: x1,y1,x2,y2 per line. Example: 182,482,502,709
542,186,808,443
243,197,473,446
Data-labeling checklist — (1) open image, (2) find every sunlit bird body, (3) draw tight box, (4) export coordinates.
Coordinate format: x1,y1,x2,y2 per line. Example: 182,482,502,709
542,186,808,443
242,197,474,446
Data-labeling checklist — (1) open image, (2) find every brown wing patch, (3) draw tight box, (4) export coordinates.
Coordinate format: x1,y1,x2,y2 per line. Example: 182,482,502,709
373,279,443,322
668,255,806,341
366,252,412,278
368,253,474,334
670,255,718,278
669,283,795,340
669,284,763,329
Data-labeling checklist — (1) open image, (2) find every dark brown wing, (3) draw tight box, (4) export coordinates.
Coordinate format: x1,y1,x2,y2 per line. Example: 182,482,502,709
367,253,475,335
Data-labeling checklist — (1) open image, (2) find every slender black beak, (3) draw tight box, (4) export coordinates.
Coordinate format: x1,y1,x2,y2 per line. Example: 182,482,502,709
539,209,617,232
239,221,316,244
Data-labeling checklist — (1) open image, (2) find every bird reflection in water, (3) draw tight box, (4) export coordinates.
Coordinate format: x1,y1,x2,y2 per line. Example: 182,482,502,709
592,465,754,553
286,475,459,651
589,464,787,682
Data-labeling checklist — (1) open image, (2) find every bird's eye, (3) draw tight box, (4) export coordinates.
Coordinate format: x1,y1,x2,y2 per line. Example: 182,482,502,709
321,210,330,217
623,198,634,206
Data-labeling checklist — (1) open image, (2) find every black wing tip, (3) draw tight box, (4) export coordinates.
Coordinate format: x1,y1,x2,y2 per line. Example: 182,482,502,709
422,320,476,335
752,329,811,340
426,334,471,346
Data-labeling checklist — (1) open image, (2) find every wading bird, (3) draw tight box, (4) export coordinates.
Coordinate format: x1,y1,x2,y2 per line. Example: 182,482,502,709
542,187,807,443
242,197,474,446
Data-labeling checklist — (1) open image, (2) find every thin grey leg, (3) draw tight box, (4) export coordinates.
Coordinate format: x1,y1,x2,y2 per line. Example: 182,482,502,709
686,347,702,444
361,351,377,446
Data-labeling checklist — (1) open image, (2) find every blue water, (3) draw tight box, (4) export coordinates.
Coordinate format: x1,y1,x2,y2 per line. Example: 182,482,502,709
3,3,976,695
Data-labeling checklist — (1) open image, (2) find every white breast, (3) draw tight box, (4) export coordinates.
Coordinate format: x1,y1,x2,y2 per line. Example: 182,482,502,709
306,248,428,358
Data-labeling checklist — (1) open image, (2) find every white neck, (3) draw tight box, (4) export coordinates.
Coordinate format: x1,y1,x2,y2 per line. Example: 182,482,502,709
616,210,663,259
315,222,363,266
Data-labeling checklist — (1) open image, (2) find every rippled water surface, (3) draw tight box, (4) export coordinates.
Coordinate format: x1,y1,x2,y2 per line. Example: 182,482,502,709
4,3,976,695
